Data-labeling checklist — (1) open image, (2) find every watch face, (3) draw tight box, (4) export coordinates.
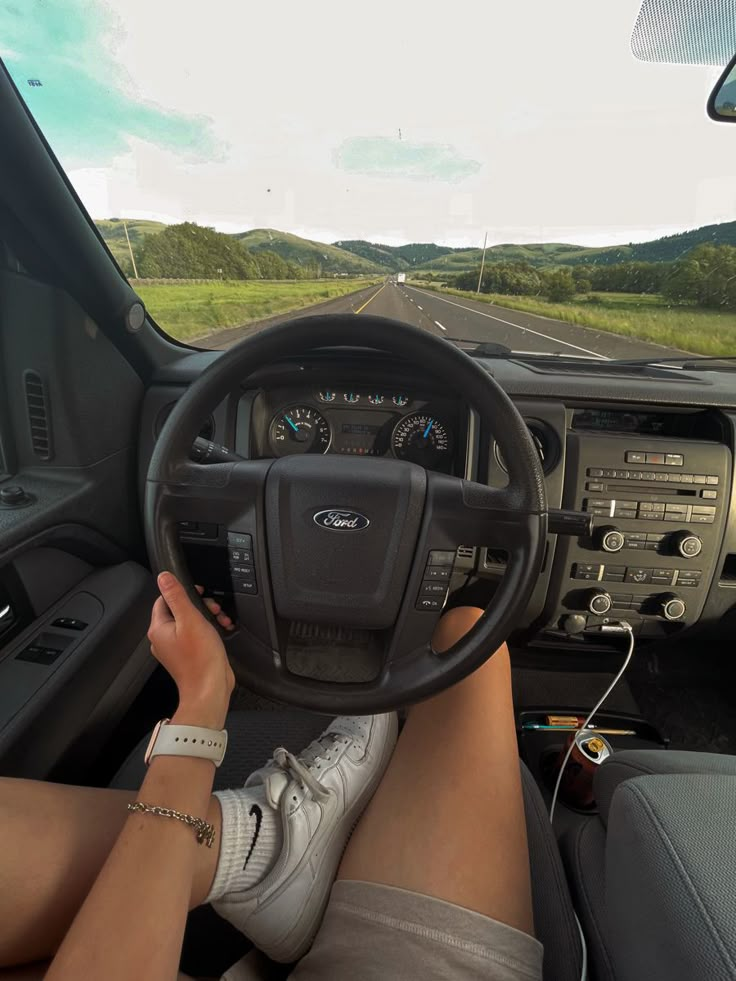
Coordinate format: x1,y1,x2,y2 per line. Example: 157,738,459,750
143,718,169,765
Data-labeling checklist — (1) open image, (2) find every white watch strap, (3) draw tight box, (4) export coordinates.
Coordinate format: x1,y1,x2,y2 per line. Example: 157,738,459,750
145,719,228,767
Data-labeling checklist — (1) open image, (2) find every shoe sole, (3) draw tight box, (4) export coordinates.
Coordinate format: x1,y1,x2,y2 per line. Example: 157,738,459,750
267,713,399,962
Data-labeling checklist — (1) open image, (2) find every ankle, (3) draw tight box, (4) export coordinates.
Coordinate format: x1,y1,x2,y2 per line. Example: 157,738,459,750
191,795,224,908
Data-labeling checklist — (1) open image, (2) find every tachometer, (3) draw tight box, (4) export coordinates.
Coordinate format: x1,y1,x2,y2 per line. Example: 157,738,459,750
269,405,331,456
392,412,452,470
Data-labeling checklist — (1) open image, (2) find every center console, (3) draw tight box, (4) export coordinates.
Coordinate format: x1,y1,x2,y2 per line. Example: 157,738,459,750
543,415,731,642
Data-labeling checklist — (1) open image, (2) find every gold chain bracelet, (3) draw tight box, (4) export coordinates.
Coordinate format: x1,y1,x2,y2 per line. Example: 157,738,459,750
127,801,216,848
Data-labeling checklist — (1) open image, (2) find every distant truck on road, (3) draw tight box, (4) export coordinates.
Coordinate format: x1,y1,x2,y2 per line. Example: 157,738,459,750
397,272,406,284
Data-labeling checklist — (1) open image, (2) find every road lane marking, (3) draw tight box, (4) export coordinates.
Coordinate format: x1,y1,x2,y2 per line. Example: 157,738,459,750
434,321,447,332
354,283,386,314
407,287,609,360
417,305,423,310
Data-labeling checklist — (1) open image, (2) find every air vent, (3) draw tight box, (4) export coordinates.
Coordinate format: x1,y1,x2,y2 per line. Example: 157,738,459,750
494,419,560,476
456,546,475,560
23,370,52,460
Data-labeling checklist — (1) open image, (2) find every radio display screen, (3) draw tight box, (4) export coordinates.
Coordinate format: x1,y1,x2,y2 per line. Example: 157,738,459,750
573,409,669,435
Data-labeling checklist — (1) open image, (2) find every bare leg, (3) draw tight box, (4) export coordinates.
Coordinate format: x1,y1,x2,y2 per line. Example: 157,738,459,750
339,606,534,936
0,779,222,967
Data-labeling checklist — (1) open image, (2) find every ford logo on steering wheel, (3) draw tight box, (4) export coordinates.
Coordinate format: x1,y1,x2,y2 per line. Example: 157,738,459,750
313,509,370,531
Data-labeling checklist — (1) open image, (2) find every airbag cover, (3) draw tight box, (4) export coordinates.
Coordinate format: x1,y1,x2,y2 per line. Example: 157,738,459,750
265,455,426,627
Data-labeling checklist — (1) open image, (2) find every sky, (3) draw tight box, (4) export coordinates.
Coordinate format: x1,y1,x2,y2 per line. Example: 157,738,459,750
1,0,734,249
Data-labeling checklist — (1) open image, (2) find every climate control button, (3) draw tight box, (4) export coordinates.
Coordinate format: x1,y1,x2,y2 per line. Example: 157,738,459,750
659,594,687,621
585,589,613,615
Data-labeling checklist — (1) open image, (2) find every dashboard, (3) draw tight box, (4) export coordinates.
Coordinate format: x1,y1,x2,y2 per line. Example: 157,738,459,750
141,350,736,655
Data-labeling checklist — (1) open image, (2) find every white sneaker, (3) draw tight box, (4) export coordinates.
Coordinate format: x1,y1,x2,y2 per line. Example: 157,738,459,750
212,713,398,963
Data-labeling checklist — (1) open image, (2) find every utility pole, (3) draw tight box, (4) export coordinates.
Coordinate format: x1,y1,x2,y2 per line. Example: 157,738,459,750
123,220,139,279
476,231,488,294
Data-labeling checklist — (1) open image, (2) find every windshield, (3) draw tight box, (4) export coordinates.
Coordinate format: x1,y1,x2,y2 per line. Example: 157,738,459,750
2,0,735,361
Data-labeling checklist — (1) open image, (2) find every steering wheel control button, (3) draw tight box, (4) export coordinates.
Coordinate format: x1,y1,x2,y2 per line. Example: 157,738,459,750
227,532,252,548
420,581,448,597
428,550,456,566
231,565,255,580
416,596,443,612
425,567,451,580
226,530,257,595
229,547,253,565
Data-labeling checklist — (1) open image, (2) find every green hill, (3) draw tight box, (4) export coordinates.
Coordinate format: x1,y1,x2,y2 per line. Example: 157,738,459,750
334,240,458,271
234,229,383,275
94,217,736,280
414,222,736,273
581,221,736,265
96,219,168,275
418,243,595,273
333,240,409,271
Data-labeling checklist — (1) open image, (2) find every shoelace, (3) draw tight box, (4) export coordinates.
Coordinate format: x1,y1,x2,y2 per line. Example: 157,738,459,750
273,747,332,800
263,717,371,800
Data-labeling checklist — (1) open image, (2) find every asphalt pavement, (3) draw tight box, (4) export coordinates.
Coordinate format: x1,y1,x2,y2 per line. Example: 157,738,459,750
202,280,682,360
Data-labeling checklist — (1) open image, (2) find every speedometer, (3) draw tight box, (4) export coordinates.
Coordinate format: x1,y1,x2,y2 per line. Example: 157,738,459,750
392,412,452,471
269,405,331,456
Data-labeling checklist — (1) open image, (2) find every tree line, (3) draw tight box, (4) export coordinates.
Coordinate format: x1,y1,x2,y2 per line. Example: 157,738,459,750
133,222,323,280
449,244,736,310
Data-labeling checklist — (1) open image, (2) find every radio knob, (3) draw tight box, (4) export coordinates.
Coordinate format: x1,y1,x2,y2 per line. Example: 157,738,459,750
659,594,686,621
585,588,613,615
598,526,625,553
671,531,703,559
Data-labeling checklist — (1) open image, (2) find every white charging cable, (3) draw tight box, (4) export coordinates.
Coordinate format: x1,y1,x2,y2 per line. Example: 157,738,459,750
548,621,635,981
549,621,635,823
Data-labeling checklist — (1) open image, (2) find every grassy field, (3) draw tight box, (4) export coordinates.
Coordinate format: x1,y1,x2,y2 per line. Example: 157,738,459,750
410,284,736,357
135,279,378,342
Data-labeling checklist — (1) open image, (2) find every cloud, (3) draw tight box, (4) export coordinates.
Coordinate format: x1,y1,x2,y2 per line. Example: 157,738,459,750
0,0,218,167
334,137,482,184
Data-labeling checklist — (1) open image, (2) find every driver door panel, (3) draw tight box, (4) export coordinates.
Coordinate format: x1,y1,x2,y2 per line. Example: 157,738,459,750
0,270,156,779
0,556,156,778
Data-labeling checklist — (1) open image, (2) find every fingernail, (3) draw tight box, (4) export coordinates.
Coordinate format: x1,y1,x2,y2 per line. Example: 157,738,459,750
158,571,175,590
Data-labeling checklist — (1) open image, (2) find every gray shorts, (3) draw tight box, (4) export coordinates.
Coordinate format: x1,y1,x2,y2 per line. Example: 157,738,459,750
222,880,543,981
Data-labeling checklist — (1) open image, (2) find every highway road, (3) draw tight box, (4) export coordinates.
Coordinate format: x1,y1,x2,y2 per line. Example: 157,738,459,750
202,281,682,361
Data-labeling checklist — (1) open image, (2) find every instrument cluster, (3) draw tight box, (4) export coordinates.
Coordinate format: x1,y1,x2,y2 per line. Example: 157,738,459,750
256,387,460,473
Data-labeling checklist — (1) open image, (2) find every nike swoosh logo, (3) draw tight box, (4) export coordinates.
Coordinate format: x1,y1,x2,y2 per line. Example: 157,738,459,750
243,803,263,869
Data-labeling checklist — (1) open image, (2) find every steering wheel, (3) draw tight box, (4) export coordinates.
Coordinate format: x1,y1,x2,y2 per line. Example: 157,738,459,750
145,314,547,713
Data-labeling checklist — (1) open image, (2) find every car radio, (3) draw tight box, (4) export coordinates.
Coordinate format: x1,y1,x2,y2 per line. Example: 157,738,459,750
546,433,731,641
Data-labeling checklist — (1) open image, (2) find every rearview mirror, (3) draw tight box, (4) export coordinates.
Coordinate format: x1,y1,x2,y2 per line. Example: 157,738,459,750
708,53,736,121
